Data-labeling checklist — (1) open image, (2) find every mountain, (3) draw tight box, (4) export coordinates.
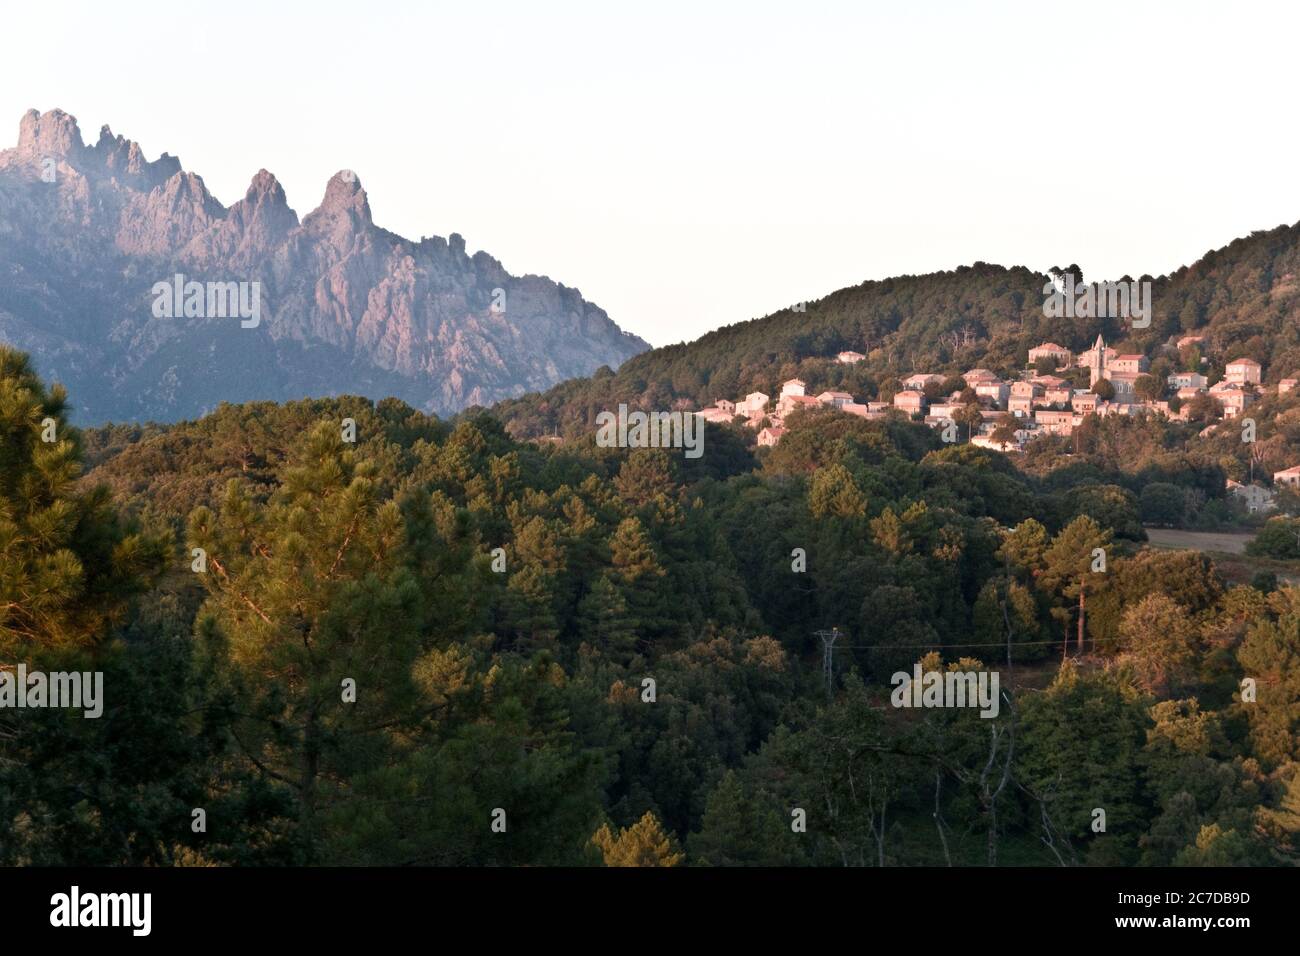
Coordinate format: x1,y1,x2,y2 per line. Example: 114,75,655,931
0,109,648,423
493,223,1300,438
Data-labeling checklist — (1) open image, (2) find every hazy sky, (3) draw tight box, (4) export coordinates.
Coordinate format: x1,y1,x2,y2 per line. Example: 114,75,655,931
3,1,1298,348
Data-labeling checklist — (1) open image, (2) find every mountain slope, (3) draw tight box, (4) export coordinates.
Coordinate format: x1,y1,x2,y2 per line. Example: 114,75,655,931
0,108,648,423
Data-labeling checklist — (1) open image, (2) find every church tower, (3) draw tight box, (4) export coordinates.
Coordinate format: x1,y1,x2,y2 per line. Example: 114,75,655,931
1088,333,1107,386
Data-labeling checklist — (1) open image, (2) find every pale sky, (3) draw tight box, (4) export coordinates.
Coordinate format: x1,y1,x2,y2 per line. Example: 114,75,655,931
3,0,1297,348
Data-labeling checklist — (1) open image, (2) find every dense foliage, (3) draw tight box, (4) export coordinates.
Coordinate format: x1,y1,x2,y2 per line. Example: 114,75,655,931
3,346,1298,866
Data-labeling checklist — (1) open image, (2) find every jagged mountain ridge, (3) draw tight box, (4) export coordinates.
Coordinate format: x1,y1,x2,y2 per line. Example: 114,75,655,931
0,108,648,423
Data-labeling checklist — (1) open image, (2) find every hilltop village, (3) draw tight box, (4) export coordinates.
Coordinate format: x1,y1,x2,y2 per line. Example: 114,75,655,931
695,336,1300,505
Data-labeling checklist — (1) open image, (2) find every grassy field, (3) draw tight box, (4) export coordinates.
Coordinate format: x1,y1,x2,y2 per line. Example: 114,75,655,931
1143,526,1300,585
1144,527,1256,554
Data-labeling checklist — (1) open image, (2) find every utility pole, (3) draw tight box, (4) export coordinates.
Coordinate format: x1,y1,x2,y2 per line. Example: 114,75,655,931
814,627,841,702
1000,549,1014,671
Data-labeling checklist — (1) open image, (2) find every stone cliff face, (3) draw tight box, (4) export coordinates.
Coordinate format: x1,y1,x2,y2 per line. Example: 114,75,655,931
0,108,648,422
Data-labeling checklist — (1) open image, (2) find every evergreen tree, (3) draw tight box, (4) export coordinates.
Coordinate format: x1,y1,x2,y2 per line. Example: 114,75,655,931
188,421,439,854
590,810,684,866
0,347,166,655
688,769,804,866
1039,516,1112,654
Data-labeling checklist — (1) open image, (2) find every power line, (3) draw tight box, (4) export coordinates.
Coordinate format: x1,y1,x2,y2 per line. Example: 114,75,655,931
827,638,1072,649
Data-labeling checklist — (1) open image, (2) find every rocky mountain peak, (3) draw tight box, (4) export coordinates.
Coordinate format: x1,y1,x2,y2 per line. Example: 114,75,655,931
318,170,371,218
247,168,285,201
92,123,181,189
16,108,85,161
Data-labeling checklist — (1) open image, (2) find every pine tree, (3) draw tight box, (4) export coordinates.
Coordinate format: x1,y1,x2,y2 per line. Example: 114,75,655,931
1039,516,1111,654
688,769,803,866
1236,600,1300,767
608,516,668,640
188,420,435,853
808,463,867,520
0,347,166,655
590,810,684,866
576,573,637,661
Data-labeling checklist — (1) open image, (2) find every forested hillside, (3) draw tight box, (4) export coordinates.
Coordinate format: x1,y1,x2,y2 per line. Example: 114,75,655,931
3,346,1298,867
493,222,1300,441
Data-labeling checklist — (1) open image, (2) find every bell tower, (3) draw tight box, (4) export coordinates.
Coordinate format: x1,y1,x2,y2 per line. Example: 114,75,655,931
1088,334,1107,387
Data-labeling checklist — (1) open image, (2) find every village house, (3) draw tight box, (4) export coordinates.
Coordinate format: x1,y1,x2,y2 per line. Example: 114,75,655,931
902,372,945,390
893,390,927,416
816,390,854,408
963,368,1000,385
1209,381,1254,419
738,391,770,419
1035,409,1080,436
695,406,736,424
1274,465,1300,490
929,401,964,421
756,426,786,447
1031,374,1069,389
1027,342,1072,369
1280,378,1298,394
1225,358,1262,385
837,351,866,364
1071,392,1098,414
974,379,1009,405
1226,479,1277,514
842,402,880,419
1168,371,1208,390
1008,396,1035,417
1110,353,1150,376
777,393,819,416
713,398,736,414
779,378,807,398
1044,385,1073,405
1177,334,1206,351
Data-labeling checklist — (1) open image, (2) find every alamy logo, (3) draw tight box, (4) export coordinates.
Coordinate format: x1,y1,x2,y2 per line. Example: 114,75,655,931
0,664,103,718
1043,272,1151,329
890,664,1000,718
595,403,703,459
151,273,262,328
50,886,151,936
